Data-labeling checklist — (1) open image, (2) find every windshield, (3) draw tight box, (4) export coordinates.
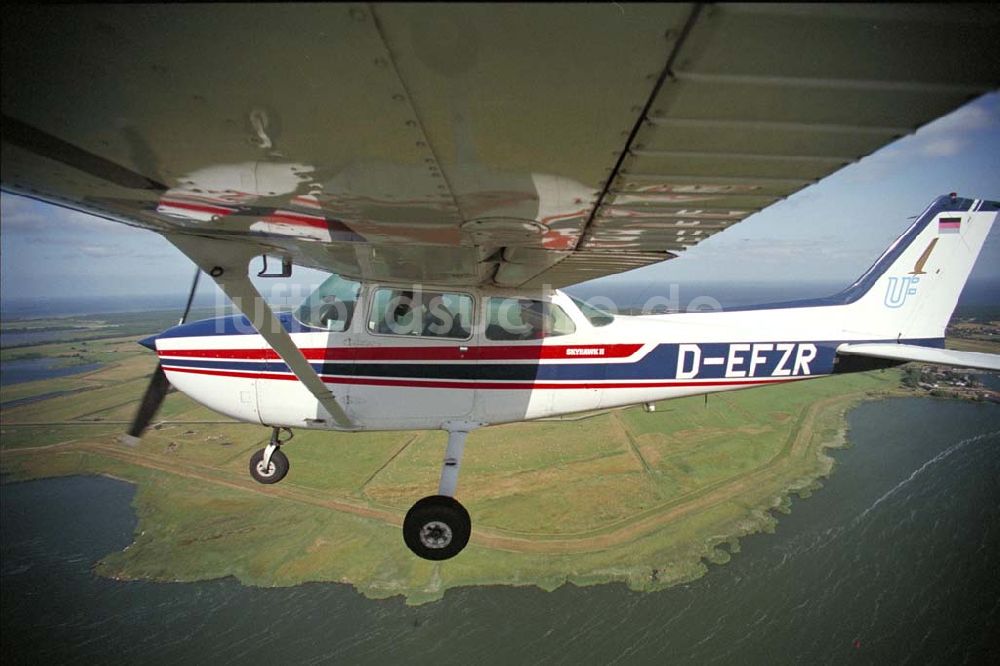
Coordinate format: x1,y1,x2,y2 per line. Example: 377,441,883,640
294,273,362,332
569,296,615,327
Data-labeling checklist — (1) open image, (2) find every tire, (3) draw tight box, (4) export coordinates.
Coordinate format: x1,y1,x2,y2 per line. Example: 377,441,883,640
403,495,472,561
249,448,289,484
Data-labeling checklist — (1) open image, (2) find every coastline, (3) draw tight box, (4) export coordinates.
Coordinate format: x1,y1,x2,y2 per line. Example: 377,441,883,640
1,367,910,605
4,395,997,664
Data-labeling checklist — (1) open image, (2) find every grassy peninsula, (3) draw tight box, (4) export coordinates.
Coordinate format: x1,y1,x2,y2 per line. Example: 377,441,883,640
0,317,936,605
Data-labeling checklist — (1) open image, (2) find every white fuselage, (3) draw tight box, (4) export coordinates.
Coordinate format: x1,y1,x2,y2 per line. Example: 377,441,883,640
152,289,895,432
151,198,997,432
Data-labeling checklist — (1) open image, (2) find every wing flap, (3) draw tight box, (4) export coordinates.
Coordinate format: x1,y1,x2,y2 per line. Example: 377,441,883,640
837,344,1000,372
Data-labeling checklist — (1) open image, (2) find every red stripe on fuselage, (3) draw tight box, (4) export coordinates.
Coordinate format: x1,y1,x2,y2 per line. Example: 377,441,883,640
157,344,643,362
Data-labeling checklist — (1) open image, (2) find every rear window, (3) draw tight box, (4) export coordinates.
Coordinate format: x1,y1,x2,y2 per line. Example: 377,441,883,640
485,298,576,341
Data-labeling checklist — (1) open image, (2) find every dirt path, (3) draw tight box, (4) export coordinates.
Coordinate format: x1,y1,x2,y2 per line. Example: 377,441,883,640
610,411,657,479
2,391,865,555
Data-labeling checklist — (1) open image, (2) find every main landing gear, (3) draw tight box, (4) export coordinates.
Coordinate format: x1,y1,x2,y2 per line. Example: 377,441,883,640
247,425,474,560
249,426,292,484
403,428,473,561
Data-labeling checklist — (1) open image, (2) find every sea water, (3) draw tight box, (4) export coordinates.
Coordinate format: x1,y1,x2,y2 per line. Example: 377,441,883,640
0,358,103,387
2,397,998,665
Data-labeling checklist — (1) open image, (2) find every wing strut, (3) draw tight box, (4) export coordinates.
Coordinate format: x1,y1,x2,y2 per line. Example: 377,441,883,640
166,234,353,429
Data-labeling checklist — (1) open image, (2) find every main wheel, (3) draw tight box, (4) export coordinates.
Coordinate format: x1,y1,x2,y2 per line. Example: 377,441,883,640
249,448,289,484
403,495,472,561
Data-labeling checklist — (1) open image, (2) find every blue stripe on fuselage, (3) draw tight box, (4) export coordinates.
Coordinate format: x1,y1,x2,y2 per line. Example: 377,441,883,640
159,338,943,382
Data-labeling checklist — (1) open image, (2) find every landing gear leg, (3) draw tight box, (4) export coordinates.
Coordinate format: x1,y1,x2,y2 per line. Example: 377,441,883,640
438,428,466,498
403,428,473,561
249,426,292,484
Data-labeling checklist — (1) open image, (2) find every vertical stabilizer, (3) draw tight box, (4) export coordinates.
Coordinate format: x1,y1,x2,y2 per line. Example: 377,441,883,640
840,195,997,342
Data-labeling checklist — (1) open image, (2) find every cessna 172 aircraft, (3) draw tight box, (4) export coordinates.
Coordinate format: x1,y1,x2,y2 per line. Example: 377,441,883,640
2,4,999,560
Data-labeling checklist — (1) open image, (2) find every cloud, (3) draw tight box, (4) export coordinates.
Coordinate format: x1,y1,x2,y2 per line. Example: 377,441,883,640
840,92,1000,182
688,236,869,262
57,249,175,262
919,102,998,136
919,138,964,158
651,234,883,284
2,192,185,292
1,192,130,234
888,93,998,155
75,244,123,258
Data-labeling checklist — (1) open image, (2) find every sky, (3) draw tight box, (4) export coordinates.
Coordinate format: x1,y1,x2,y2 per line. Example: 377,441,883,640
1,92,998,313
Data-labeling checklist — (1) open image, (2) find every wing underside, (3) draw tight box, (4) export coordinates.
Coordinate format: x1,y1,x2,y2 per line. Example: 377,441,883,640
2,4,998,287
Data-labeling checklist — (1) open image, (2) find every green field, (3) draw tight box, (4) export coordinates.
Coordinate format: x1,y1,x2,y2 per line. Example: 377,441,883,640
1,322,924,604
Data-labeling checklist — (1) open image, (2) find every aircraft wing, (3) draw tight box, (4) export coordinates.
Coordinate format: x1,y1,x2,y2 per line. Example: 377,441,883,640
837,343,1000,372
3,4,999,288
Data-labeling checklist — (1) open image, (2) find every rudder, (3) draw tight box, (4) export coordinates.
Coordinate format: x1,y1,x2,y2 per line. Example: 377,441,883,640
841,195,997,342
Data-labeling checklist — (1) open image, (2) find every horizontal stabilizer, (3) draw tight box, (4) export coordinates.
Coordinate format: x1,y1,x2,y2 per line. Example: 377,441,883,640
837,343,1000,372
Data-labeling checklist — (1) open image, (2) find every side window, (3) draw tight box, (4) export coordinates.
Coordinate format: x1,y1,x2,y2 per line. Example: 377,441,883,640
293,273,362,332
485,298,576,341
368,288,473,339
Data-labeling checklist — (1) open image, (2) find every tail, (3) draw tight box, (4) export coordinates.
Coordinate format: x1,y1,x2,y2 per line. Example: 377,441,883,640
837,195,997,343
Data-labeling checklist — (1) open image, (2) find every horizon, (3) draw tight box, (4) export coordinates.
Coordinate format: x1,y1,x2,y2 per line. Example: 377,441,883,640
4,274,998,322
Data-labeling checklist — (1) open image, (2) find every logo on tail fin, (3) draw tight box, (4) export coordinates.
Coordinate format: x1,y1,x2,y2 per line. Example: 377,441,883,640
909,238,938,275
885,236,939,307
884,276,920,308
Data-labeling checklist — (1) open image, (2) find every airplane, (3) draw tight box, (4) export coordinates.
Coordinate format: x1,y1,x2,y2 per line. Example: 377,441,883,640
2,4,999,560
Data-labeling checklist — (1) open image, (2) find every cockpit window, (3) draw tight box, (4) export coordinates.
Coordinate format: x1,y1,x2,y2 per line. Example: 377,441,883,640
368,288,473,339
485,298,576,341
569,296,615,327
294,273,362,332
